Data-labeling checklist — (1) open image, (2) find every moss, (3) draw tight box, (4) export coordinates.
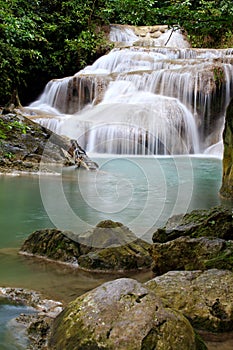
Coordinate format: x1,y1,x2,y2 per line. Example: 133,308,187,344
141,328,159,350
212,66,224,88
204,247,233,271
49,279,207,350
152,206,233,243
78,241,152,271
21,225,152,272
220,97,233,199
194,332,208,350
151,236,233,275
96,220,123,228
21,229,82,263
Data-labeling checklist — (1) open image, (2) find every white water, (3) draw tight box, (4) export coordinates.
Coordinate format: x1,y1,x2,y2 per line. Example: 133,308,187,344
27,26,233,156
61,84,199,155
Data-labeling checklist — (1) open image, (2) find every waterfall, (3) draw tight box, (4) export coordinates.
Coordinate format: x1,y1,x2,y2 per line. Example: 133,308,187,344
30,74,111,114
28,25,233,156
61,85,199,155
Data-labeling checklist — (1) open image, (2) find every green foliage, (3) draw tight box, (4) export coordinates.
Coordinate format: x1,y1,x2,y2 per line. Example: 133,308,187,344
0,118,30,140
4,152,15,160
0,0,232,106
152,0,233,48
104,0,156,25
0,0,111,106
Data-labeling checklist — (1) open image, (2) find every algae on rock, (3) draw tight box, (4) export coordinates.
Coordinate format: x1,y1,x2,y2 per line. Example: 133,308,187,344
20,221,152,271
48,278,206,350
220,97,233,199
152,206,233,243
150,236,233,275
146,269,233,333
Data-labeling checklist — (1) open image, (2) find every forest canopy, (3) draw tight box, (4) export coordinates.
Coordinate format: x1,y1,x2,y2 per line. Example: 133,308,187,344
1,0,233,106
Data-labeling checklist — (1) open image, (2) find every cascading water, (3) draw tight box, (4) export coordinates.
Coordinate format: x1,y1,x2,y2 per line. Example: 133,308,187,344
27,25,233,156
61,82,199,155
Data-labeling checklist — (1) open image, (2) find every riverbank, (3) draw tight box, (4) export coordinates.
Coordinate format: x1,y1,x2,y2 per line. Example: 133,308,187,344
0,287,63,349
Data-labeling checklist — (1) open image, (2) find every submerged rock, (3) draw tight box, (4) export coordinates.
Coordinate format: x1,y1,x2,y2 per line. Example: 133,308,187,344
152,206,233,243
146,269,233,332
20,221,152,272
150,236,233,275
48,278,206,350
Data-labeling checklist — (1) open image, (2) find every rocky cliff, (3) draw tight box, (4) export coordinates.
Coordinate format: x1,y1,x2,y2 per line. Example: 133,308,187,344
220,97,233,198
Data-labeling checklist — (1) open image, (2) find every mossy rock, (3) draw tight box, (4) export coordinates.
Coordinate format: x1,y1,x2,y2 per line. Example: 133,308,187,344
78,239,152,271
146,269,233,333
0,112,72,170
20,222,152,272
48,278,207,350
96,220,123,228
150,236,233,275
220,97,233,199
20,229,88,264
77,221,138,248
152,206,233,243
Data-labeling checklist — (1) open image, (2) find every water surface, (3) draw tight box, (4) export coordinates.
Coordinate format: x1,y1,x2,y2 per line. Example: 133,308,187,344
0,155,224,298
0,155,230,349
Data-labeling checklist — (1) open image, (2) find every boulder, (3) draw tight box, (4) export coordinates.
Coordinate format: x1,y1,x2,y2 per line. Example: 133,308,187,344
77,220,138,248
152,206,233,243
78,240,152,271
20,221,152,271
146,269,233,332
48,278,206,350
150,236,233,275
20,228,90,265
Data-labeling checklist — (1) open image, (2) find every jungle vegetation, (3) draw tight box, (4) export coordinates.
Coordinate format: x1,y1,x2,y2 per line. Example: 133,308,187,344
1,0,233,106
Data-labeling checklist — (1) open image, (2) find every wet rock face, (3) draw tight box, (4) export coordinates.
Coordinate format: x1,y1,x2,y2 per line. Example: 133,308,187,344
49,278,206,350
152,206,233,243
146,269,233,333
20,221,152,272
150,236,233,275
220,97,233,198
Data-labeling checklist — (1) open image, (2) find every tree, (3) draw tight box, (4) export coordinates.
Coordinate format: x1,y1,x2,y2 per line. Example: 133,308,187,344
0,0,232,106
0,0,110,106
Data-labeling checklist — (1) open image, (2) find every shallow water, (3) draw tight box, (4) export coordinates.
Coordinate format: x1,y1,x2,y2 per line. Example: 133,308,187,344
0,299,35,350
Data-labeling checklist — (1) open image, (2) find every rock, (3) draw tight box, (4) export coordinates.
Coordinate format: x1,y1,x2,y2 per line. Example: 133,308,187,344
220,97,233,198
0,111,73,173
133,25,168,38
20,228,91,265
77,220,140,247
48,278,206,350
150,236,233,275
78,240,152,271
152,206,233,243
20,221,152,272
146,269,233,332
0,287,63,350
76,220,152,271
